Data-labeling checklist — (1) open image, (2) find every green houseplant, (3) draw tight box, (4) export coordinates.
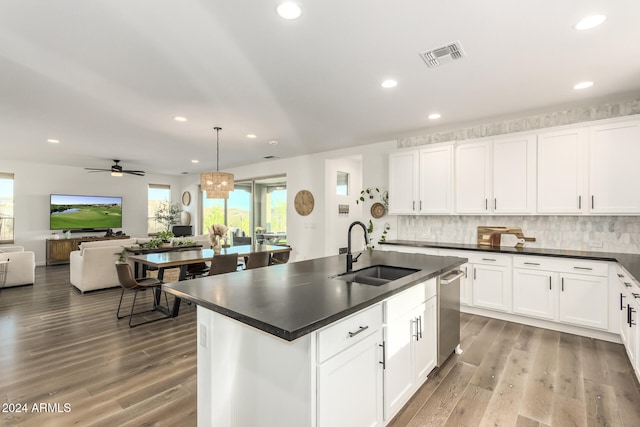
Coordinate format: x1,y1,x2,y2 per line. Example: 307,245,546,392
154,201,182,232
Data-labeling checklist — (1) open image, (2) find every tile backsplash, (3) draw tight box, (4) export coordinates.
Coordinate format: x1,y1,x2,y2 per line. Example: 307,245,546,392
397,215,640,254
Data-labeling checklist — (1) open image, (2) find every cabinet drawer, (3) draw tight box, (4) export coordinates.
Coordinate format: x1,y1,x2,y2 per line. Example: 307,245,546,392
513,255,565,271
385,283,426,322
317,304,383,363
555,259,608,276
466,252,512,267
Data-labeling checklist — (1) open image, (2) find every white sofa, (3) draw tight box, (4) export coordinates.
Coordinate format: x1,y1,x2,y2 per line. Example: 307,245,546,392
69,235,212,293
70,238,138,293
0,246,36,288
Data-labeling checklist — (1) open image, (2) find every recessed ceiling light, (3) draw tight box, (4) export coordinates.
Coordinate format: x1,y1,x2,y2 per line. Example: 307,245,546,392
428,113,442,120
574,81,594,90
269,140,279,145
381,79,398,88
174,116,187,122
247,134,257,139
191,159,199,163
47,139,60,143
277,2,302,20
575,15,606,30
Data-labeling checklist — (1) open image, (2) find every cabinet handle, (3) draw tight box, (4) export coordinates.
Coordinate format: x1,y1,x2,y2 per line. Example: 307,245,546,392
379,342,386,369
420,200,422,210
578,195,582,209
573,266,593,271
485,198,488,210
633,293,640,299
482,258,497,262
630,305,636,327
549,276,552,290
621,293,626,311
524,262,540,266
494,198,497,210
592,195,595,209
413,201,415,211
348,325,369,338
625,282,632,288
412,319,419,341
473,267,477,280
464,266,468,278
561,277,564,292
618,273,625,278
418,315,423,340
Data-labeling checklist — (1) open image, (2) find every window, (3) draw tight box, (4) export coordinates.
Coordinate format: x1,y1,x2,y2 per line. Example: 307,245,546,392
201,175,287,246
148,184,171,235
0,173,14,244
337,171,349,196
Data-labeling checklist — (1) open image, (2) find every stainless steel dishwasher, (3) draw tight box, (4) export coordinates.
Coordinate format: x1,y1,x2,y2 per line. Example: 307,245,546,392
438,269,464,366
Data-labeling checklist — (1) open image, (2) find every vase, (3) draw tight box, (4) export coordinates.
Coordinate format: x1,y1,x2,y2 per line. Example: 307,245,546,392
181,211,191,226
213,235,222,254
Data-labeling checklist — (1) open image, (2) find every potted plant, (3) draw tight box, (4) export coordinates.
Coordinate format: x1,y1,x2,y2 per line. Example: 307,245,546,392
154,201,182,231
115,248,127,263
156,229,175,247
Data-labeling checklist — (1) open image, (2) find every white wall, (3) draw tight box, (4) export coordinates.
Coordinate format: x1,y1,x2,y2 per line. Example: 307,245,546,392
0,160,183,265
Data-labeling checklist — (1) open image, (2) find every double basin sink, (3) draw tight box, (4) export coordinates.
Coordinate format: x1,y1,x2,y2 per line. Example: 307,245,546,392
332,265,419,286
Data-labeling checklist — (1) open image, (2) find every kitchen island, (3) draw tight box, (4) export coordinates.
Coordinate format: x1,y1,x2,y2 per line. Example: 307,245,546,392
163,250,466,427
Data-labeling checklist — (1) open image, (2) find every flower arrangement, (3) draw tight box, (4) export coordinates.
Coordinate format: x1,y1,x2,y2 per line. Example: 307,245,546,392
208,224,229,253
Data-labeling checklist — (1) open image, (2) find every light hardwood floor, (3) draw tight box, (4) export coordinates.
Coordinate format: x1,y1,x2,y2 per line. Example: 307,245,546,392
2,265,640,426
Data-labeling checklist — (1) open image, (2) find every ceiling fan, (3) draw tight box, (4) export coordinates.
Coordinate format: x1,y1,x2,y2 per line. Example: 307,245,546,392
84,159,145,177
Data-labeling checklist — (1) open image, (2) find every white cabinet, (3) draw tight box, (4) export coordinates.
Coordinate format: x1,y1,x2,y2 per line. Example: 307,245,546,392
513,268,556,320
383,282,437,423
316,304,384,427
388,150,419,214
589,120,640,214
418,144,454,214
559,272,608,330
492,134,537,214
455,135,536,215
317,332,384,427
537,127,587,214
470,254,512,312
455,140,492,214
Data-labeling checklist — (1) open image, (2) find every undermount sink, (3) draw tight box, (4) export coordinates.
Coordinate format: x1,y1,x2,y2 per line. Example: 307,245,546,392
333,265,420,286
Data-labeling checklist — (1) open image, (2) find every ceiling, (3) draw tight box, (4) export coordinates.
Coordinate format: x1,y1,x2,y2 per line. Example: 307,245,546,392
1,0,639,176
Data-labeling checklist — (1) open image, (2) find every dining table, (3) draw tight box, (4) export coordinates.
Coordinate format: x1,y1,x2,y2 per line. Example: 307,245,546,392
128,244,292,317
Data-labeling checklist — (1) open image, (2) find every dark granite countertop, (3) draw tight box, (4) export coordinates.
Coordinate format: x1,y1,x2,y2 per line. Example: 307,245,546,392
382,240,640,281
162,251,466,341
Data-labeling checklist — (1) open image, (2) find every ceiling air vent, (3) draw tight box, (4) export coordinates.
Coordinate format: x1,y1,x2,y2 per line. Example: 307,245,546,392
419,41,466,68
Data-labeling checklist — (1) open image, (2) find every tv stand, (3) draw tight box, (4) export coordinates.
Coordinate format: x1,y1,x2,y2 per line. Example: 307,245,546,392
46,235,130,265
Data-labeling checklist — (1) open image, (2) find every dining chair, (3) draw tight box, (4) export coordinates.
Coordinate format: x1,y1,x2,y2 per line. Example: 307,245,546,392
116,263,171,327
270,247,291,265
245,252,270,269
208,253,239,275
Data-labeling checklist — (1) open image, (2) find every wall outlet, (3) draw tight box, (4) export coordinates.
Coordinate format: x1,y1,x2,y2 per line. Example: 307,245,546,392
338,247,348,254
588,240,603,248
199,323,207,348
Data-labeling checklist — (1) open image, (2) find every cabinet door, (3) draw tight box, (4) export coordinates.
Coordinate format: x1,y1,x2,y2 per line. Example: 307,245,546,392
472,264,511,312
537,128,586,214
513,269,555,320
455,141,491,214
383,311,416,421
589,120,640,213
492,134,536,214
559,273,608,330
419,144,453,214
459,263,472,306
619,289,629,347
317,331,383,427
389,151,419,214
414,298,437,384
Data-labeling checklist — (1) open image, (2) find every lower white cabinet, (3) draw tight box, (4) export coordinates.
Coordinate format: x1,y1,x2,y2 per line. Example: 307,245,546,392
317,331,384,427
513,268,555,320
471,260,511,312
558,273,608,330
383,282,437,423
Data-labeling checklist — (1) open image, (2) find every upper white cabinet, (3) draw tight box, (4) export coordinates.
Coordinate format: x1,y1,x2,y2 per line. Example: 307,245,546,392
492,134,537,214
388,151,419,214
419,144,454,214
455,140,492,214
537,128,587,214
589,120,640,214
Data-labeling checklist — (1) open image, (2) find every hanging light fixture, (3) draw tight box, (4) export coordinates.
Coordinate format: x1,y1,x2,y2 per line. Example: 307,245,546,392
200,126,234,199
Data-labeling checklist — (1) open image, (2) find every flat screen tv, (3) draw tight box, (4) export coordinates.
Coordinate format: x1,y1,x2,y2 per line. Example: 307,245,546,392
50,194,123,231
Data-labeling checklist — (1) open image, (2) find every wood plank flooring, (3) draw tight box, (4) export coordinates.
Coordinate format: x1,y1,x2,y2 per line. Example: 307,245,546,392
2,265,640,426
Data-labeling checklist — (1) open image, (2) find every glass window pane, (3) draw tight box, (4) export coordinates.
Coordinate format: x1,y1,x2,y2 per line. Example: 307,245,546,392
0,174,14,243
228,182,252,245
337,171,349,196
148,185,171,235
202,194,225,232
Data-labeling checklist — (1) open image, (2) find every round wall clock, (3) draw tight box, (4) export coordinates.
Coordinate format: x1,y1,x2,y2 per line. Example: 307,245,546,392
294,190,314,216
182,191,191,206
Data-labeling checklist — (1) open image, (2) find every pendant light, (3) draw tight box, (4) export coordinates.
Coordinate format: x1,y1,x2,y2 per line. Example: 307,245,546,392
200,126,234,199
